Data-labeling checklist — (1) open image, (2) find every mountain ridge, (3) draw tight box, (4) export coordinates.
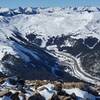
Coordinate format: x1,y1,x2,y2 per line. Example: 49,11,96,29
0,7,100,16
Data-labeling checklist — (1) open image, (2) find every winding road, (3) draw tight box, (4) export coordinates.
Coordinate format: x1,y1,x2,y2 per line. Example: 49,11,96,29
53,51,100,85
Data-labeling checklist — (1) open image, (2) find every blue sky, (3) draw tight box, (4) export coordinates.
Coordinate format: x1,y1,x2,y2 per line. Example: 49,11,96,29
0,0,100,8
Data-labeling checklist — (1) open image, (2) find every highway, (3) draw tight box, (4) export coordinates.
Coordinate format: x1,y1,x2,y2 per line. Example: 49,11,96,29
53,51,100,85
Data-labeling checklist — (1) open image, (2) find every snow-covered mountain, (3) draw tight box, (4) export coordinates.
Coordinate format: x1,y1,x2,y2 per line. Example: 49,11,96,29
0,7,100,84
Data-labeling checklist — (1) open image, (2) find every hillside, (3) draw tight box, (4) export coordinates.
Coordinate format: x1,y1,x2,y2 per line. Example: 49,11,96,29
0,7,100,85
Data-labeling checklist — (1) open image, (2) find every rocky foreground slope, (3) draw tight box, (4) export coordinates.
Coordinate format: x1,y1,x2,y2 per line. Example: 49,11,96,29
0,77,100,100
